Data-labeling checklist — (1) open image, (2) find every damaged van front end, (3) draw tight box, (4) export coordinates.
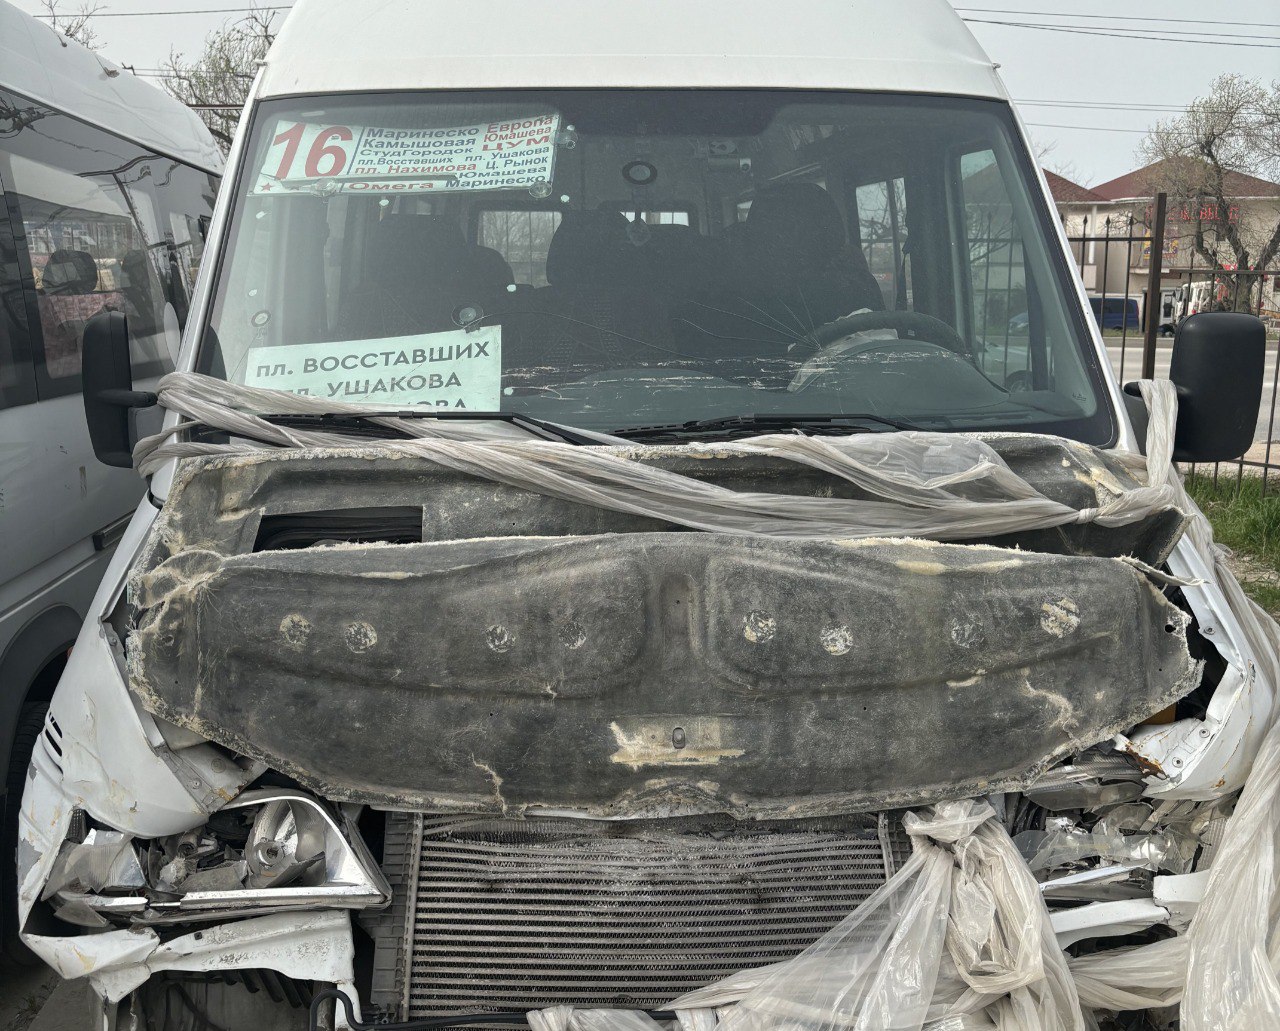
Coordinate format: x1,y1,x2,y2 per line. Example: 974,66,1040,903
18,1,1280,1028
19,411,1278,1028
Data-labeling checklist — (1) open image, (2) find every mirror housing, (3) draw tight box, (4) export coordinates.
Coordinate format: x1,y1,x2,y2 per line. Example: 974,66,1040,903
82,311,157,469
1125,312,1265,463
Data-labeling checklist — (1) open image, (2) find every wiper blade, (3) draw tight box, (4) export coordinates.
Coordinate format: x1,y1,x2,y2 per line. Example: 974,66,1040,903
612,412,920,440
259,411,601,446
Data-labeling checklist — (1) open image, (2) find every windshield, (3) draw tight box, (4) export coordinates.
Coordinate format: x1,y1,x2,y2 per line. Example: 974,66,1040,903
200,90,1113,442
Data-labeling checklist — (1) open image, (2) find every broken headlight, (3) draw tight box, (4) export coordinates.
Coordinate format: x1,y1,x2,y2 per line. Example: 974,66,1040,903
42,789,389,927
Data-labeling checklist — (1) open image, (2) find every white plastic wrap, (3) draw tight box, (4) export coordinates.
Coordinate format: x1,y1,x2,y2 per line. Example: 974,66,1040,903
651,801,1083,1031
133,372,1177,541
530,1008,671,1031
1135,381,1280,1028
1067,937,1186,1012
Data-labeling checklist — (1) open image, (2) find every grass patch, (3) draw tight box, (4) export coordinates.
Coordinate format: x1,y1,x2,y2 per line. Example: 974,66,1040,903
1184,472,1280,616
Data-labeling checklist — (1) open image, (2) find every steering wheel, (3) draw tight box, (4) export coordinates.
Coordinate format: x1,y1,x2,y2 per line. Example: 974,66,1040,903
798,310,972,359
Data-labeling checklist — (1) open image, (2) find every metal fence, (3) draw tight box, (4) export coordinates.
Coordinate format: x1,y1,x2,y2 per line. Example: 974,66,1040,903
1062,196,1280,494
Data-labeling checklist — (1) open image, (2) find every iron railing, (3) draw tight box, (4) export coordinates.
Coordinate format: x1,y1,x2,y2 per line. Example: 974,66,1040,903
1062,198,1280,494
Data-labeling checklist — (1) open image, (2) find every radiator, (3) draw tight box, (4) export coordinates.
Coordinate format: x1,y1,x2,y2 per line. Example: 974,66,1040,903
367,812,905,1020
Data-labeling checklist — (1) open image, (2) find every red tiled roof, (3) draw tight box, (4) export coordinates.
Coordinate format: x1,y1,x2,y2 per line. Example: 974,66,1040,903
1042,169,1106,204
1093,159,1280,201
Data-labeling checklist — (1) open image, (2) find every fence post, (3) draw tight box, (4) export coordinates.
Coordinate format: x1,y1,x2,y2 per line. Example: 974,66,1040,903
1141,192,1168,380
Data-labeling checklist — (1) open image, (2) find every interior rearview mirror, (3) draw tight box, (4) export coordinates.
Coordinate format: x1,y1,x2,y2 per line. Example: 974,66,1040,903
1125,312,1265,463
82,311,157,469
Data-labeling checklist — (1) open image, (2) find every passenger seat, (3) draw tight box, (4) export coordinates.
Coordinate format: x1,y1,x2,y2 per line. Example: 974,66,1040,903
500,211,673,377
337,215,512,340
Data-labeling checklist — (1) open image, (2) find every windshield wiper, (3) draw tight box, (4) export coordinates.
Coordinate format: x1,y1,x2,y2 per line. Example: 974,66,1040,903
258,410,602,446
612,412,923,441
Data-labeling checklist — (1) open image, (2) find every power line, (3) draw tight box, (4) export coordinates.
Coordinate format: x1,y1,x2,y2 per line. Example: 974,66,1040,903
1013,99,1241,115
987,21,1280,41
1024,121,1195,136
34,4,290,16
961,18,1280,47
955,7,1280,30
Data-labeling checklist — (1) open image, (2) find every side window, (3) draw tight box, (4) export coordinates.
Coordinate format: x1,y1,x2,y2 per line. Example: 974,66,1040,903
10,150,150,383
478,209,561,287
117,158,220,368
0,175,38,409
855,177,911,310
0,87,217,397
959,149,1030,389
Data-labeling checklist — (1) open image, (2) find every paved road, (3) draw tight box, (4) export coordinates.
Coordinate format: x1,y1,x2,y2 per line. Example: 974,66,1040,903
1104,336,1280,444
0,963,91,1031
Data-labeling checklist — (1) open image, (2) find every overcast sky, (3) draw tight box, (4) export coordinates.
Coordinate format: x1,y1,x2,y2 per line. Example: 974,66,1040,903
11,0,1280,188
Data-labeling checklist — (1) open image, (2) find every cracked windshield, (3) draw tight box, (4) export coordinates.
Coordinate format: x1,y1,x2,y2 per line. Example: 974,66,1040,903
203,90,1111,441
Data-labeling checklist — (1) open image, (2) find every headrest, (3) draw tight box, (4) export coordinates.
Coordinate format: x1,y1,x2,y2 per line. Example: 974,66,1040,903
545,210,638,287
121,250,158,288
469,246,516,290
365,215,468,286
44,249,98,294
744,183,847,266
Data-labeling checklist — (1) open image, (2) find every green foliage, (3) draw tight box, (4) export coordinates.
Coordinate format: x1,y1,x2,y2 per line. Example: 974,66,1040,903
1185,472,1280,615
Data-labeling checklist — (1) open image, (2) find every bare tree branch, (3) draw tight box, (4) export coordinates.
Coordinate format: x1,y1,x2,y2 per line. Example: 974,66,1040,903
159,6,276,153
41,0,105,51
1139,74,1280,309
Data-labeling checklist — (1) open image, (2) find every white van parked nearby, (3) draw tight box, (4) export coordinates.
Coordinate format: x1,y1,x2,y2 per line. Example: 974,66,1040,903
15,1,1279,1028
0,0,221,959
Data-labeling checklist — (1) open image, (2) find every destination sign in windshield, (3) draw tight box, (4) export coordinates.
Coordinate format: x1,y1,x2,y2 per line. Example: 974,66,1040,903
253,114,561,195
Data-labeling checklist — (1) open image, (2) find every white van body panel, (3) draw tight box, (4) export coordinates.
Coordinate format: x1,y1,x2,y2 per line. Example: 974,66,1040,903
258,0,1007,101
0,1,222,173
0,0,224,962
0,0,222,709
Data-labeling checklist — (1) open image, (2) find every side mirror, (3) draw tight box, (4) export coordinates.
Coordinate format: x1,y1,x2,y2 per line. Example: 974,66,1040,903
1125,312,1265,463
82,311,157,469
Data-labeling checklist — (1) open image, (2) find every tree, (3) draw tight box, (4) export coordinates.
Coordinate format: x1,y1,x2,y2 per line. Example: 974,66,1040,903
160,8,276,153
1034,138,1082,190
1140,75,1280,310
41,0,105,51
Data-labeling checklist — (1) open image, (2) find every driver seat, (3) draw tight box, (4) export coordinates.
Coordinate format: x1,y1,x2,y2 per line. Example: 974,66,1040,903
672,184,882,373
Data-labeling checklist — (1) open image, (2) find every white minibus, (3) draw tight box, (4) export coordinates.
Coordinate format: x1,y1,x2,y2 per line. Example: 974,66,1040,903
0,0,221,957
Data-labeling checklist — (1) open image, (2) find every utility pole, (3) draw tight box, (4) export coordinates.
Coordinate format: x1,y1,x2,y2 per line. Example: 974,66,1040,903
1141,192,1168,380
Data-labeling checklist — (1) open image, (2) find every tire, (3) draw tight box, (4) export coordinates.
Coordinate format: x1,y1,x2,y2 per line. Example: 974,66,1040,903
1,702,50,966
1004,370,1032,393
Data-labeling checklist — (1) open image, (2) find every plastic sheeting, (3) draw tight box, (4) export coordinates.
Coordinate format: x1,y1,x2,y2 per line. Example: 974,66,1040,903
133,373,1178,541
1136,379,1280,1028
132,372,1280,1024
658,800,1083,1031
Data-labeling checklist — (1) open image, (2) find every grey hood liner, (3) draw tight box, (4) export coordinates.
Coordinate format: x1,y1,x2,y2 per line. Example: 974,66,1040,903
128,443,1199,815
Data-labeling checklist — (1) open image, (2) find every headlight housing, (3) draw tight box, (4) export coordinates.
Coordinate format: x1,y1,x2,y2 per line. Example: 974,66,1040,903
43,789,389,927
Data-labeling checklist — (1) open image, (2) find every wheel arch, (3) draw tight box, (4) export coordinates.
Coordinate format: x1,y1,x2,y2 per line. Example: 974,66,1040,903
0,605,83,783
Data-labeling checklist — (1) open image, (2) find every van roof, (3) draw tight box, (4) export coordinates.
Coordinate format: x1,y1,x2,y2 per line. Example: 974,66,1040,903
258,0,1006,102
0,0,222,173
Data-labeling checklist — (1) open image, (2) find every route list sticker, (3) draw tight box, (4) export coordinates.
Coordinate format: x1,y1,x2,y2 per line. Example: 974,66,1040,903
253,114,561,195
244,328,502,409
